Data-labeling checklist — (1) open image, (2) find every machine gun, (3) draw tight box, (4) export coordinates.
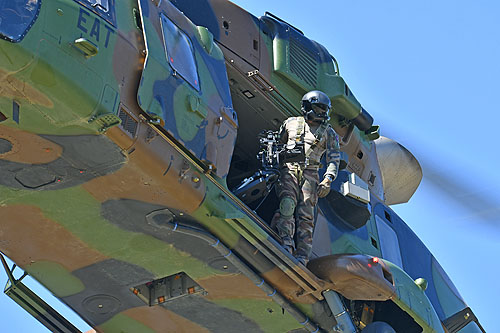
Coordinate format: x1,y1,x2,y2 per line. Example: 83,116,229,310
233,130,287,206
257,130,283,170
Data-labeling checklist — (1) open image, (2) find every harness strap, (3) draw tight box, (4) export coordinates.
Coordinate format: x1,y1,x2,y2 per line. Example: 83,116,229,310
296,117,305,143
305,122,329,159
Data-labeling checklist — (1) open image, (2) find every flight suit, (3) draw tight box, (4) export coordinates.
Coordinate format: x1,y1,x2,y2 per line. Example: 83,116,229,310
276,116,340,261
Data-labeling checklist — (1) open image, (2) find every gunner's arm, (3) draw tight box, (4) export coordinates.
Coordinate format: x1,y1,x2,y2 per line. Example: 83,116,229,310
324,128,340,180
279,118,297,149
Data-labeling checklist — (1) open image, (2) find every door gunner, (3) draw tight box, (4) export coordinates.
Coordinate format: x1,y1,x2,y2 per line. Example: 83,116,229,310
275,90,340,266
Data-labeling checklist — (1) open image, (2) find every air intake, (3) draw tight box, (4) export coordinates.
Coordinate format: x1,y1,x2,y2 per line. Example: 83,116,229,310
118,108,138,137
289,35,318,87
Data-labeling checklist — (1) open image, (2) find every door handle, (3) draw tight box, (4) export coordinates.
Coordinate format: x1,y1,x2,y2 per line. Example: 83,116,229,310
73,38,99,58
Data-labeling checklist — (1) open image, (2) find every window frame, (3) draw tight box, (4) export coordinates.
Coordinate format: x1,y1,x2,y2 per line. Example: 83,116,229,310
0,0,42,43
159,13,201,92
72,0,117,27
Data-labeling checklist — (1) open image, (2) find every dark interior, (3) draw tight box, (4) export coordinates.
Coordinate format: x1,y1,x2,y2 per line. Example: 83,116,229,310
225,65,287,225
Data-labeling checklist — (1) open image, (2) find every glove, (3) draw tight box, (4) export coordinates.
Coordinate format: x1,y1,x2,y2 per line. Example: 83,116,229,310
317,175,333,198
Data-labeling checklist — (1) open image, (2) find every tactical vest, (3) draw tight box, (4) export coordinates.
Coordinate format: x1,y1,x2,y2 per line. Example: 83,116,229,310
283,117,329,166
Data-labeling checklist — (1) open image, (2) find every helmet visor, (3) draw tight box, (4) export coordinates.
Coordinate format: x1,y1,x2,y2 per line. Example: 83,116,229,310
311,103,330,115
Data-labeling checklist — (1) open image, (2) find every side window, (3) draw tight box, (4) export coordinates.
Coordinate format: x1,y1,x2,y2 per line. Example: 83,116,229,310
160,14,200,91
0,0,41,42
73,0,117,26
375,215,403,267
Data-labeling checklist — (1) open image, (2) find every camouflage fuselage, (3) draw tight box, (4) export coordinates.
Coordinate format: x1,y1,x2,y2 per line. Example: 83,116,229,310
0,1,477,332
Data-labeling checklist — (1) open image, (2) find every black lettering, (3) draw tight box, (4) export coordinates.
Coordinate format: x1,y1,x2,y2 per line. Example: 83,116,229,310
104,24,115,48
90,18,100,42
77,8,89,33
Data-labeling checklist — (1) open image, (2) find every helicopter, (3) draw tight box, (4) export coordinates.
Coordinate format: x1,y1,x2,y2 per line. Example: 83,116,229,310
0,0,494,332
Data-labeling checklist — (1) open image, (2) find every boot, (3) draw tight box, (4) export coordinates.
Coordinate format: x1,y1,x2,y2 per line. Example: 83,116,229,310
296,255,308,266
281,236,294,254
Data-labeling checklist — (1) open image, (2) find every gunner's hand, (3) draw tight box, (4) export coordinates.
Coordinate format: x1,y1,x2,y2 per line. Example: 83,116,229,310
317,176,333,198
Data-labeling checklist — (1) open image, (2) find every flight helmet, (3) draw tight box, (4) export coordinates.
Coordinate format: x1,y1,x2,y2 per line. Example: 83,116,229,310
301,90,331,123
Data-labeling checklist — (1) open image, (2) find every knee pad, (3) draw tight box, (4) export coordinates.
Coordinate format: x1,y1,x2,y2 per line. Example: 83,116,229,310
279,196,296,218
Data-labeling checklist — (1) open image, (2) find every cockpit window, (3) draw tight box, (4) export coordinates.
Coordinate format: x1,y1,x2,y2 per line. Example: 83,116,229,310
160,14,200,91
0,0,41,43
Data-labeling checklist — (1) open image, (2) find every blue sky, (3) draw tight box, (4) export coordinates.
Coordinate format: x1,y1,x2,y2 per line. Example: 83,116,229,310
233,1,498,331
1,0,499,331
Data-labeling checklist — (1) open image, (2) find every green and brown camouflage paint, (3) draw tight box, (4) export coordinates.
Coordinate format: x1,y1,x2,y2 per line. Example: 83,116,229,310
0,1,454,332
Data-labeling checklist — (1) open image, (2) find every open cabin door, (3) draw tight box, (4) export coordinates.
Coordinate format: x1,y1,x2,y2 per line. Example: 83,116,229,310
136,0,238,178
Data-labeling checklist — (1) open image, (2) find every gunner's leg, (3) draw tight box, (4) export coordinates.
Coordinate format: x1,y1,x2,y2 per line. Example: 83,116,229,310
276,196,296,253
275,168,299,253
295,170,319,265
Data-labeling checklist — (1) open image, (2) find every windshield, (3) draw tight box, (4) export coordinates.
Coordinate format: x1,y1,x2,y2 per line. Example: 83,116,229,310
0,0,41,42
